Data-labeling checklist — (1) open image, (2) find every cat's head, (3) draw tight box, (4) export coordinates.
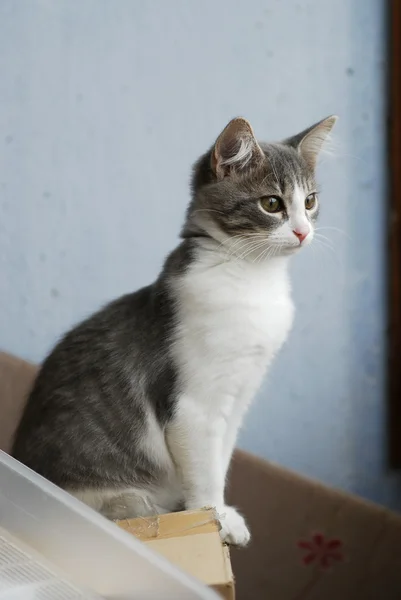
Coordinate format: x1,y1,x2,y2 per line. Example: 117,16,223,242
184,116,337,259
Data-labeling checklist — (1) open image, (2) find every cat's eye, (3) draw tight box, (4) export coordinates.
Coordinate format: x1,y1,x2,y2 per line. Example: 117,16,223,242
260,195,283,213
305,193,317,210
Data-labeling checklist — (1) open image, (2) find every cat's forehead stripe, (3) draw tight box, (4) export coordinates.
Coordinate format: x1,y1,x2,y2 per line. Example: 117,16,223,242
262,143,312,196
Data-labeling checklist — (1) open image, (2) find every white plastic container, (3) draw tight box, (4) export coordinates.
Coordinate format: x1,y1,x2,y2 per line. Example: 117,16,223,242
0,451,218,599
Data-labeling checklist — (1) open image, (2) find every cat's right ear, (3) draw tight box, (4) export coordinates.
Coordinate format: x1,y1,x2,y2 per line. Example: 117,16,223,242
211,118,264,180
285,115,338,168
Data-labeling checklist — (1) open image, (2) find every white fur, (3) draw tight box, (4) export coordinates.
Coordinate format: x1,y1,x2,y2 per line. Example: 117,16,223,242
166,243,294,545
220,136,255,169
70,484,181,520
289,184,314,242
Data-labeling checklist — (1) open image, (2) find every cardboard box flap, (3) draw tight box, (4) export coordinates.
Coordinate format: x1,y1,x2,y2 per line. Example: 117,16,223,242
118,509,234,600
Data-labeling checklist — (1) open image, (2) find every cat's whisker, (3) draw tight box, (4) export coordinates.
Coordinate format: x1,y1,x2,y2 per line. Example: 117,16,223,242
224,238,255,260
225,236,249,253
224,242,254,263
226,233,266,251
233,236,266,257
226,234,269,260
219,234,256,258
253,243,271,264
192,208,226,215
313,239,342,270
315,226,351,240
263,245,276,262
314,232,332,241
314,233,335,250
238,239,269,261
255,242,280,264
313,238,335,254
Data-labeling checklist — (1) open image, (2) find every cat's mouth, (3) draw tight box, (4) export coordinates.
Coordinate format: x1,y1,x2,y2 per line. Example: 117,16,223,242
280,245,303,256
279,238,313,255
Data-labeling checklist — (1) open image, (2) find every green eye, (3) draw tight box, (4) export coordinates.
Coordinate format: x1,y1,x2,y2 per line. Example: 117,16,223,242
260,195,283,213
305,193,317,210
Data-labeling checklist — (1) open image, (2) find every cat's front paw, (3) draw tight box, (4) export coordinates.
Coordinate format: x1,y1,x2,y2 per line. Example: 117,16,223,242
217,505,250,547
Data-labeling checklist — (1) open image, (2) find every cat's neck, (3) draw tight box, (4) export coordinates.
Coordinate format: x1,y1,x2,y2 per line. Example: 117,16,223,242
190,235,291,274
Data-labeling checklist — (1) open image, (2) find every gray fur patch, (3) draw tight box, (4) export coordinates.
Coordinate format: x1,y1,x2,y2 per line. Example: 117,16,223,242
12,241,195,491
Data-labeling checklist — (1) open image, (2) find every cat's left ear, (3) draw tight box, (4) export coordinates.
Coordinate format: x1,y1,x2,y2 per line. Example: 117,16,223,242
211,117,264,180
285,115,338,168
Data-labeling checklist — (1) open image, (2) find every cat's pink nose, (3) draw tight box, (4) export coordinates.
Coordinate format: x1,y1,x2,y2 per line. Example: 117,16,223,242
293,228,309,243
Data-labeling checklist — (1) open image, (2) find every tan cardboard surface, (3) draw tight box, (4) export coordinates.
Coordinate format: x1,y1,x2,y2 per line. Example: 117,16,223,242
118,508,219,541
117,509,234,600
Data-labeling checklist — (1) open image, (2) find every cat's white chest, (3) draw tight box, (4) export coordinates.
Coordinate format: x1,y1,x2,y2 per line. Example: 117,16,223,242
174,254,294,399
168,253,295,509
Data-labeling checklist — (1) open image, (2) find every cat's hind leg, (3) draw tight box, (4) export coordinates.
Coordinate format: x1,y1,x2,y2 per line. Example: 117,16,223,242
69,486,180,520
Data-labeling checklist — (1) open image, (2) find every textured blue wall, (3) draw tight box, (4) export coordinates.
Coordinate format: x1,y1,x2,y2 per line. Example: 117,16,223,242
1,1,399,509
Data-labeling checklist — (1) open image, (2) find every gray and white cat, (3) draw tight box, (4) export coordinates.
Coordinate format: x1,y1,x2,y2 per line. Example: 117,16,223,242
12,115,336,547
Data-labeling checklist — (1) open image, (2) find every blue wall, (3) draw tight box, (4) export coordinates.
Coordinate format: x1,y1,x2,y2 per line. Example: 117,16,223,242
1,1,399,509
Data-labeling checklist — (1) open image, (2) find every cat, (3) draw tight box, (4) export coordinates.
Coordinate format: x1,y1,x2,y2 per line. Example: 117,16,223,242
12,115,336,547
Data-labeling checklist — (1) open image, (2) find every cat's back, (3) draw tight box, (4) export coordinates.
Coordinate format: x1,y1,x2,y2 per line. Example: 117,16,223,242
11,283,173,482
21,285,156,401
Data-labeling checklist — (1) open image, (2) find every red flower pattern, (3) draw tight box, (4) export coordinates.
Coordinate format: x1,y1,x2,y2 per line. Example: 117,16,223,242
297,533,344,569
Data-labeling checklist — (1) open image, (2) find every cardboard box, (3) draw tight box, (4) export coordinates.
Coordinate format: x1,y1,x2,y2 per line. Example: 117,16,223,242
228,451,401,600
117,509,234,600
1,351,401,600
